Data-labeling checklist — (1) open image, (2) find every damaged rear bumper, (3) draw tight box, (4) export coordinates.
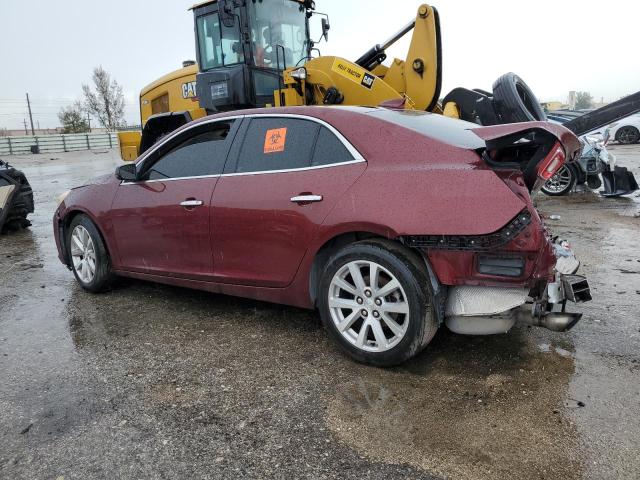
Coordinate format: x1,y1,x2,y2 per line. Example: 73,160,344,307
445,273,591,335
602,166,639,197
444,239,591,336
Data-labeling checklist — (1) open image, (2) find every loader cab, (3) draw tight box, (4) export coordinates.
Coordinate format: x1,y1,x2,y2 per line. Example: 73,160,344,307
193,0,314,112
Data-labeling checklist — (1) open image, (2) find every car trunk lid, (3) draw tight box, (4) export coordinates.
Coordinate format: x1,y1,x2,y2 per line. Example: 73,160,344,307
471,122,582,193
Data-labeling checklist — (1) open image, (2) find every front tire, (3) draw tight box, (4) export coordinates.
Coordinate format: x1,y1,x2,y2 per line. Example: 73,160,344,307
318,240,438,367
541,165,576,196
67,214,114,293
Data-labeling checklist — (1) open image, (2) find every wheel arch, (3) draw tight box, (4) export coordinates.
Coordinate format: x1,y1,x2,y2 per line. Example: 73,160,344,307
60,209,112,267
308,231,385,307
567,162,584,184
307,230,445,324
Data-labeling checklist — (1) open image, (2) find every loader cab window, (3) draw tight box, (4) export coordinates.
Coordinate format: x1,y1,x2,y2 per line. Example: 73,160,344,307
197,11,245,71
249,0,309,69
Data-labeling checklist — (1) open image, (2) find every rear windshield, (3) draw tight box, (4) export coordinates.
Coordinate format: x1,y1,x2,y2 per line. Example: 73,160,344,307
365,109,485,149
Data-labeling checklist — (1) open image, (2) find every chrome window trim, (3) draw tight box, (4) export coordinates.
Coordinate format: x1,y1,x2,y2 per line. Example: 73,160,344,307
123,173,222,185
221,158,365,178
133,115,244,168
122,158,365,185
125,112,366,186
240,113,366,162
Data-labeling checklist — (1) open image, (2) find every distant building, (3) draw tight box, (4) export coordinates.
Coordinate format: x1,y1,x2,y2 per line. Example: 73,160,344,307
542,101,564,111
543,93,609,113
593,97,608,109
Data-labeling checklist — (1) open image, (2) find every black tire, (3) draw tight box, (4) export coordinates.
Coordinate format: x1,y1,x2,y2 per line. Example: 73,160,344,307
587,175,602,190
317,240,438,367
615,126,640,145
492,72,547,123
541,164,576,196
67,214,115,293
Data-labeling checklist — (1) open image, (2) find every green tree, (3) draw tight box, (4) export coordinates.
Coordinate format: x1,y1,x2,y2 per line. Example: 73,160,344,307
575,91,594,110
82,66,125,131
58,101,90,134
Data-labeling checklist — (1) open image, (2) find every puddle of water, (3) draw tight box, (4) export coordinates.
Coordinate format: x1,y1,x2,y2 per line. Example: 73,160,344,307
326,330,582,480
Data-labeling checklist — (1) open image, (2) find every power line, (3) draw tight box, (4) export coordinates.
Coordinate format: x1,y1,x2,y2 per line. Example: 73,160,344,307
0,97,80,102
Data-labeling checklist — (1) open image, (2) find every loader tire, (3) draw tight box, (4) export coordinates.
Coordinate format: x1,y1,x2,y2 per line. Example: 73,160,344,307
493,72,547,123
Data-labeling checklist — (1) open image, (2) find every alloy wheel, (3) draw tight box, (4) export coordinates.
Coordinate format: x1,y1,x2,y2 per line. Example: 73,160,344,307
617,127,639,145
543,165,573,194
70,225,97,283
328,260,410,353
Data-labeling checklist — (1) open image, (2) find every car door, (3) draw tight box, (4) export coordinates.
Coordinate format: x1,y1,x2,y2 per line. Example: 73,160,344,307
110,119,238,279
210,115,367,288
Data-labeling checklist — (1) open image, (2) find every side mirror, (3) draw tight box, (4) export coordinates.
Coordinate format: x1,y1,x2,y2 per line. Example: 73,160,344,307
116,163,137,182
321,18,330,42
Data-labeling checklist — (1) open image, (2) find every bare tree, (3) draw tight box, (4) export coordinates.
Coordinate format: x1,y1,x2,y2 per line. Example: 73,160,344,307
58,101,90,134
575,92,594,110
82,66,125,131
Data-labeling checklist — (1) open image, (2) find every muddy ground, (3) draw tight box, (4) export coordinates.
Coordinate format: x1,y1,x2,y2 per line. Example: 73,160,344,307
0,146,639,480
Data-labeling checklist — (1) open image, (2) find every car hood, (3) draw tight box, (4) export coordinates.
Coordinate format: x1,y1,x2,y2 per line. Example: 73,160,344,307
72,173,115,190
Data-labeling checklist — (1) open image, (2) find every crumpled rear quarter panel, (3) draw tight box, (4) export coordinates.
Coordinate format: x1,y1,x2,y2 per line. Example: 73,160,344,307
320,113,527,236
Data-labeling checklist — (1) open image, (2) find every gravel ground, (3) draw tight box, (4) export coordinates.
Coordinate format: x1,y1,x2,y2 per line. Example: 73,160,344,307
0,145,638,479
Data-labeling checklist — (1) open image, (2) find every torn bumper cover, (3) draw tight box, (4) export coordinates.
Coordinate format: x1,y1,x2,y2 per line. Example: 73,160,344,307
0,159,34,233
444,240,591,335
602,166,639,197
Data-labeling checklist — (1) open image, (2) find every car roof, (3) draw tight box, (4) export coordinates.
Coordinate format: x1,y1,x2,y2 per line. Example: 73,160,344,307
199,106,485,149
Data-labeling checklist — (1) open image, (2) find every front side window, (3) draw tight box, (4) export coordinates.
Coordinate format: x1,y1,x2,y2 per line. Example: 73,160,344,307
249,0,308,68
197,12,245,71
142,121,234,180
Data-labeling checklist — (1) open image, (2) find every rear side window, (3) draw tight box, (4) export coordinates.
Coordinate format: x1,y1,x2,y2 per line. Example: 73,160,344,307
235,118,319,173
311,127,354,167
143,121,233,180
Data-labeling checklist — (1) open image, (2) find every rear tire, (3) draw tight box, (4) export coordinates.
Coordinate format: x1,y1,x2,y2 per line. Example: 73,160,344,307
616,126,640,145
67,214,114,293
318,240,438,367
541,165,576,196
493,72,547,123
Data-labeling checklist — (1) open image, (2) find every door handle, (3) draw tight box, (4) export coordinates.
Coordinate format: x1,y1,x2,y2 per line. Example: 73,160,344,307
180,200,204,208
291,195,323,204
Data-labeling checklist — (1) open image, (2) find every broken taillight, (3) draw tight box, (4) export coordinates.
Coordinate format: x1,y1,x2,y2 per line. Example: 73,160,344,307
537,143,566,181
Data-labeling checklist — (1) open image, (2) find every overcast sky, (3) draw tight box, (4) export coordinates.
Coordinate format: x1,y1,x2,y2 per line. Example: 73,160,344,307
1,0,638,129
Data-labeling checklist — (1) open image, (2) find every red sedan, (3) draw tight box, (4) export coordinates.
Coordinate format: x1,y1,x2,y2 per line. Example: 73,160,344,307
54,106,591,366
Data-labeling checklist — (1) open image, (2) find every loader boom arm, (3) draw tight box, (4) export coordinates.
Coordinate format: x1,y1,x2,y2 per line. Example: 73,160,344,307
288,4,443,111
354,4,442,110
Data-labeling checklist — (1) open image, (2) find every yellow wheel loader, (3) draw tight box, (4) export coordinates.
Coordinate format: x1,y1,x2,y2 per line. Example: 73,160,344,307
118,0,640,161
119,0,444,160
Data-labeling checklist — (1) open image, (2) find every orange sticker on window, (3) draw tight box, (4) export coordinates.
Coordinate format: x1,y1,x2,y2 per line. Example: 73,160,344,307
264,128,287,154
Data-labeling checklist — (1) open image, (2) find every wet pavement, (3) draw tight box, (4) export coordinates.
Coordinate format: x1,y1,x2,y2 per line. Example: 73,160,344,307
0,146,639,479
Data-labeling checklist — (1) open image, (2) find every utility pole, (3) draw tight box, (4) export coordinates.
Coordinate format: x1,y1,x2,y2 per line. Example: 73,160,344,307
26,93,35,135
23,119,28,135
